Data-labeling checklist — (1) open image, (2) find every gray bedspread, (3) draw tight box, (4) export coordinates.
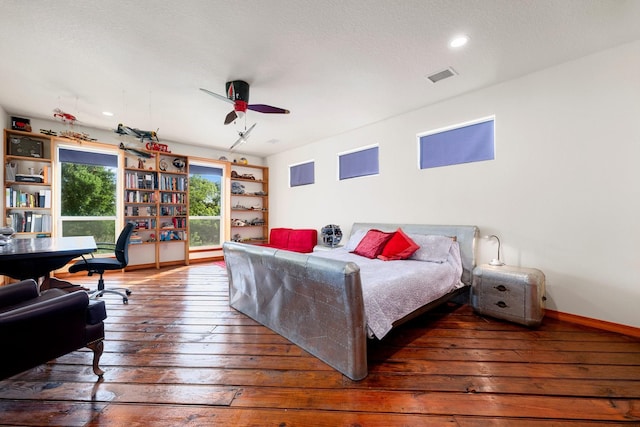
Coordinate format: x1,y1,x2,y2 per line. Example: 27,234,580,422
313,242,463,338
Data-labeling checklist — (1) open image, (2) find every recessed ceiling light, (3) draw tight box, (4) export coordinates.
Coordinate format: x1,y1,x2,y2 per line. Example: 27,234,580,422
449,35,469,48
102,111,114,117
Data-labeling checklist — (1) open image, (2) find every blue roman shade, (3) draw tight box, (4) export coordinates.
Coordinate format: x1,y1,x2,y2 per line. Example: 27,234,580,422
339,146,379,180
59,148,118,167
419,119,494,169
189,164,222,176
290,161,315,187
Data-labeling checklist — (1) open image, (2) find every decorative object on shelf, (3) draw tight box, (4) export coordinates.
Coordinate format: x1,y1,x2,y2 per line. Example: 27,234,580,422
219,156,228,161
11,116,31,132
231,182,245,194
172,158,186,171
119,142,154,159
484,234,505,266
239,157,248,165
159,160,168,171
40,129,57,136
321,224,343,247
8,136,43,158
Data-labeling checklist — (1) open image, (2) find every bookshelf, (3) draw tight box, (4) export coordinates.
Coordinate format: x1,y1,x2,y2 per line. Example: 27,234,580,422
229,163,268,243
123,150,189,269
3,129,53,236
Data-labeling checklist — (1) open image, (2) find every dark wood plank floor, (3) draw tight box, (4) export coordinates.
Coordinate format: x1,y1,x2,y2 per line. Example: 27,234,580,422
0,262,638,426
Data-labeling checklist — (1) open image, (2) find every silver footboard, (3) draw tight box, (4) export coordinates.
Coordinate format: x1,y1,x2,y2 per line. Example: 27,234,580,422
223,241,368,380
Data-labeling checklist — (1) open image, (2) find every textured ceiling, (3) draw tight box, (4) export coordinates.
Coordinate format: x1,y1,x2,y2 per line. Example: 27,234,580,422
1,0,639,157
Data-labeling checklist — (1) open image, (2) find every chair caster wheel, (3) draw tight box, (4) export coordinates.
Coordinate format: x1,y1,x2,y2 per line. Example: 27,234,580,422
123,298,128,304
126,290,132,296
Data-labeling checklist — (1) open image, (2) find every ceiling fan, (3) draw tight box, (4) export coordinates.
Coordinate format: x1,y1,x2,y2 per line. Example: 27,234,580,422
230,122,257,150
200,80,290,125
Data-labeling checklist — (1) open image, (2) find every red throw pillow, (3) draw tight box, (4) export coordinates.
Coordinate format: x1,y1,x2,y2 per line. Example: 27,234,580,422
378,228,420,261
352,229,394,259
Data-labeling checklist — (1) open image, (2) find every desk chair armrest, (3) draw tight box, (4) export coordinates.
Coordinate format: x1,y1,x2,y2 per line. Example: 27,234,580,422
0,279,39,309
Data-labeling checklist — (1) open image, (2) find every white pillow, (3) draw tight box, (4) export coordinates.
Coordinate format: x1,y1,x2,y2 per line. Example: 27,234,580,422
408,234,454,263
345,228,369,251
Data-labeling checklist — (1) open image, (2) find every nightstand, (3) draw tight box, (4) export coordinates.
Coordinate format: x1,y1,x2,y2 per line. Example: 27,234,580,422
471,264,546,327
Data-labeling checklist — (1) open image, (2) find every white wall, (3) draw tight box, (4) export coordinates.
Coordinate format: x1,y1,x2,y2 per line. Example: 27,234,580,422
266,40,640,328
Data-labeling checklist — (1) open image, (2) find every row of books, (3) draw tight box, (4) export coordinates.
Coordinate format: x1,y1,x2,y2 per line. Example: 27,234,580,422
158,175,187,191
125,190,157,203
125,171,156,190
5,188,52,208
7,212,52,233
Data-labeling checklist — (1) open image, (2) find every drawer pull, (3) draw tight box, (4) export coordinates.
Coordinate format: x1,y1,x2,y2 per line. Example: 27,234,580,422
495,285,507,292
496,301,508,308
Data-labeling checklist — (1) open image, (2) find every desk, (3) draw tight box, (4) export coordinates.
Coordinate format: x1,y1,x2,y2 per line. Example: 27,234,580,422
0,236,97,280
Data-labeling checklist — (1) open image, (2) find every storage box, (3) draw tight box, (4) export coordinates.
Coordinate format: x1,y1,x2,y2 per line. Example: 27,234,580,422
8,136,43,158
471,264,546,327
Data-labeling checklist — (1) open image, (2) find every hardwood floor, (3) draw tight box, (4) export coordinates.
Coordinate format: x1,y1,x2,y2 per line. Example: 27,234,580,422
0,262,638,426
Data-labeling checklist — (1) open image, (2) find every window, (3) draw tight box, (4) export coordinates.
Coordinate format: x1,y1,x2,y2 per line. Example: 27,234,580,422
189,162,223,249
58,146,118,243
289,161,315,187
338,145,379,180
418,117,495,169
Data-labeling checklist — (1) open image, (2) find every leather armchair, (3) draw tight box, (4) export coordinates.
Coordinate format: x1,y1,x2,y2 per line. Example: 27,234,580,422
0,279,107,380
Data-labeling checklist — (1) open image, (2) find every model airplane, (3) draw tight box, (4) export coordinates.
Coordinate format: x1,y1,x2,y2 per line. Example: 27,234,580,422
119,142,154,159
53,108,77,124
115,123,159,142
230,123,257,150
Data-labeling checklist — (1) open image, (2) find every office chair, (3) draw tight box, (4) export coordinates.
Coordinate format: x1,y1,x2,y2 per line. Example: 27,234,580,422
69,222,135,304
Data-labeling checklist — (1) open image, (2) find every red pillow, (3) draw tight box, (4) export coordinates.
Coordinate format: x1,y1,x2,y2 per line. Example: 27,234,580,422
352,229,394,259
378,228,420,261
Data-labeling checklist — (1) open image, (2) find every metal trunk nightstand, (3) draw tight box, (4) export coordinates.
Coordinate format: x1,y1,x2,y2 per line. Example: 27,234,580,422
471,264,546,327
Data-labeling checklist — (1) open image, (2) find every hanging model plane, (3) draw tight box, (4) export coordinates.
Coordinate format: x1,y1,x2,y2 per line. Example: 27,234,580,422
229,123,257,150
115,123,159,143
53,108,77,124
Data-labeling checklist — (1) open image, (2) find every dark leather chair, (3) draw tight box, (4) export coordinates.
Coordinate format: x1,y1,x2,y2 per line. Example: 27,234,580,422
68,222,135,304
0,279,106,380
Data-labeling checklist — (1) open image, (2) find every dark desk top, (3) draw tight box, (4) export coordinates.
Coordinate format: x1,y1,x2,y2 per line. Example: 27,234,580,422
0,236,97,280
0,236,97,259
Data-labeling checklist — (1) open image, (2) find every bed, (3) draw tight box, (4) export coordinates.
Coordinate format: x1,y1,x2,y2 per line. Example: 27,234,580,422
223,222,478,380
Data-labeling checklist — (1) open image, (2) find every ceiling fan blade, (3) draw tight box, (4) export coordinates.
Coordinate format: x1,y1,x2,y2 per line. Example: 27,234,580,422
200,88,234,105
224,110,238,125
248,104,290,115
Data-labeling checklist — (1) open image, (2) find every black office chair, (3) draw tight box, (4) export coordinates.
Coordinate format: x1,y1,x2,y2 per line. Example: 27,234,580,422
69,222,135,304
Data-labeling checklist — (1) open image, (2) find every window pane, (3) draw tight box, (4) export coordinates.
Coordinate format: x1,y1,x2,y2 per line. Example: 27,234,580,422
189,164,223,248
61,163,117,216
419,119,494,169
339,146,379,180
62,219,116,243
290,161,314,187
189,217,221,247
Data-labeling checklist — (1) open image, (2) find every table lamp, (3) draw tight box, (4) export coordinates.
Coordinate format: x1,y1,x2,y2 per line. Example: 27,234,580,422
484,234,505,266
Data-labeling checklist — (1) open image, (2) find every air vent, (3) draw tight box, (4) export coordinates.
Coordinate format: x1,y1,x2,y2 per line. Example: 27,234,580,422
426,67,457,83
